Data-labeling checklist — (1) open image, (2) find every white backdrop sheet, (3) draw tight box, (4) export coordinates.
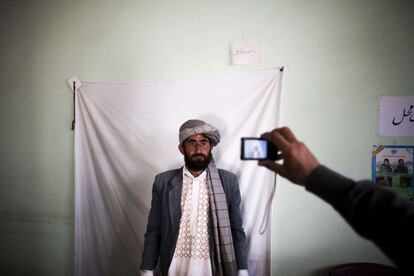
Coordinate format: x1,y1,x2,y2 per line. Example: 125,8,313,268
74,68,283,276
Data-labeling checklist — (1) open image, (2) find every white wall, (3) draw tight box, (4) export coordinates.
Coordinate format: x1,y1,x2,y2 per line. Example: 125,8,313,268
0,1,413,275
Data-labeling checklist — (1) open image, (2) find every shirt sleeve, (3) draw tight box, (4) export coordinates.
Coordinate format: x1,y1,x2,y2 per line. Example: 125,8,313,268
306,165,414,274
226,172,248,269
140,270,154,276
140,177,162,270
238,269,249,276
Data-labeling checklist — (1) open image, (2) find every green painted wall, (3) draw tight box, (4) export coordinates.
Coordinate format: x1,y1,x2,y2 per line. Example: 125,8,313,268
0,1,413,275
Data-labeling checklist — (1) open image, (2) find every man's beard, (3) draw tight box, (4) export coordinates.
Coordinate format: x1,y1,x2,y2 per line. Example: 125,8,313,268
184,152,212,171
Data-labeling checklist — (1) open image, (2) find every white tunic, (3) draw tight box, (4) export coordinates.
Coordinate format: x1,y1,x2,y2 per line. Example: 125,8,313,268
168,167,212,276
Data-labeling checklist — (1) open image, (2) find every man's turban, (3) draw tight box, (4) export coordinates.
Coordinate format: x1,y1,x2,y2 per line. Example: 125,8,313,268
179,119,220,146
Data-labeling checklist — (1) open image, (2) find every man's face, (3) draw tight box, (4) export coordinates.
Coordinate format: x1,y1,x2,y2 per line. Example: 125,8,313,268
179,134,212,171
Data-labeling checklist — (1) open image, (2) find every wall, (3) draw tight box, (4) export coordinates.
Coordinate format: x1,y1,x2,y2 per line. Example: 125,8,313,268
0,0,413,275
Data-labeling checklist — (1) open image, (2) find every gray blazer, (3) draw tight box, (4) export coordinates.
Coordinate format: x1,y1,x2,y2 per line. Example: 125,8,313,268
140,168,248,275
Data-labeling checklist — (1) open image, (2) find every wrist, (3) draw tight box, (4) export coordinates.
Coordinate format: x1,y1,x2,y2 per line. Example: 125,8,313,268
304,164,321,187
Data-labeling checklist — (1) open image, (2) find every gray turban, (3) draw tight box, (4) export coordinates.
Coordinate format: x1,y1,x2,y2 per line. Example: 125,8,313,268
179,119,220,146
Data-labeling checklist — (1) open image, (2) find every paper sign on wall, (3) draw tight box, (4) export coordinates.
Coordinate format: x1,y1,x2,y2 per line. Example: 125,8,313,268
229,39,263,65
379,96,414,137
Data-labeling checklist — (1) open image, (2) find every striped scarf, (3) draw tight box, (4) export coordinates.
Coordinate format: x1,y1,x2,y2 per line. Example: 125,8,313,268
207,158,238,276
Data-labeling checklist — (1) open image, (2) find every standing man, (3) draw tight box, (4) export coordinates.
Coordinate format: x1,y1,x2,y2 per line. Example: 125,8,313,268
140,119,248,276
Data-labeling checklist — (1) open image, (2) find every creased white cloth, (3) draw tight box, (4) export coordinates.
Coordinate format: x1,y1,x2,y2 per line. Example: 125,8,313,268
75,68,283,276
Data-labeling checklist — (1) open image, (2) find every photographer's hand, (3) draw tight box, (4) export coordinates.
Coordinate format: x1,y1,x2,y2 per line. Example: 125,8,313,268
258,127,320,186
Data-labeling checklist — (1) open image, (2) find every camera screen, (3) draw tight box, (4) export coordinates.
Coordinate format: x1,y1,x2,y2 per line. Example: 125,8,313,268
241,138,269,159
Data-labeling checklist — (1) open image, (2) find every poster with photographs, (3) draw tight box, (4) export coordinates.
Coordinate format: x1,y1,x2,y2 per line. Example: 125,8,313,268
372,145,414,201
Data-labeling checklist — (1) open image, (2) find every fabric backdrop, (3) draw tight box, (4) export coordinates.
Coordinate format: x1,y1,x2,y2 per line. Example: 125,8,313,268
74,68,283,276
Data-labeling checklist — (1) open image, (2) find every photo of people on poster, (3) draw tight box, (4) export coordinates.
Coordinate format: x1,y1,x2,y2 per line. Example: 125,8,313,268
373,146,414,201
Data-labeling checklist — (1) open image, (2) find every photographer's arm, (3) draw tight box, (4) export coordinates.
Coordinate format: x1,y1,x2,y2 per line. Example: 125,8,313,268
258,127,414,274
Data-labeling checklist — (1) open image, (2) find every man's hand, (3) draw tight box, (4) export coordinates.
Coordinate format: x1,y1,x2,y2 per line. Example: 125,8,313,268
258,127,320,186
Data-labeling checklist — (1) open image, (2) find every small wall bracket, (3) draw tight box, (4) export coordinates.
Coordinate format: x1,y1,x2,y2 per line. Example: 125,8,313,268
67,76,83,131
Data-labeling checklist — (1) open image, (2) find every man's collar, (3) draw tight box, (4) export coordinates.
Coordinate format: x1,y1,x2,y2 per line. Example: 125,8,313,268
183,165,207,180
